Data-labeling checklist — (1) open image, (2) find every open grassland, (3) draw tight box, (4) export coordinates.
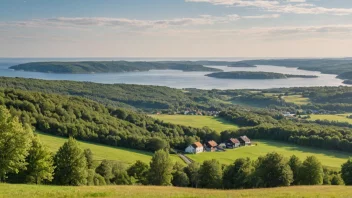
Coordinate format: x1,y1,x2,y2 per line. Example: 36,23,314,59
309,114,352,124
1,184,352,198
150,115,239,132
37,132,182,164
282,95,310,105
186,140,351,169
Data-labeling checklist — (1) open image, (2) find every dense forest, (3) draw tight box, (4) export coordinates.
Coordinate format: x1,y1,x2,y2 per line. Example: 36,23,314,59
10,61,221,74
206,71,318,79
339,71,352,80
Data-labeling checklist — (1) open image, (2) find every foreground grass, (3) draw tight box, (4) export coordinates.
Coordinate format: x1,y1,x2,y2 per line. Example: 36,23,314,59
187,140,351,169
151,115,239,132
282,95,310,105
1,184,352,198
309,114,352,124
37,132,182,164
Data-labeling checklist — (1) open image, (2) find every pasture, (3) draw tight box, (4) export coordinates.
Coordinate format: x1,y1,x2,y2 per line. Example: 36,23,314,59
282,95,310,105
186,140,350,169
150,115,239,132
1,184,352,198
309,114,352,124
37,132,182,164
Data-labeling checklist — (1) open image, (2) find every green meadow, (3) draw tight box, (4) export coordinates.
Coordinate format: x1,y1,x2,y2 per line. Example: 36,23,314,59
186,140,351,169
309,114,352,124
150,115,239,132
37,132,182,164
1,184,352,198
282,95,310,105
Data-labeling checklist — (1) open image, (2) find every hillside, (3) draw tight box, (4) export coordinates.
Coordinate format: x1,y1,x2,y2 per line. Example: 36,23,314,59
338,71,352,80
9,61,221,74
205,71,318,79
1,184,352,198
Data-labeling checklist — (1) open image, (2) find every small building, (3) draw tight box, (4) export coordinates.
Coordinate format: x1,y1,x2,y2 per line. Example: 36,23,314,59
218,143,226,149
226,138,240,148
205,140,218,152
185,142,204,154
239,136,251,146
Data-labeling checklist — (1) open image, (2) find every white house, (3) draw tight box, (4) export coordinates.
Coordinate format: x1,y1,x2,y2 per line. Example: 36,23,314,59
185,142,204,154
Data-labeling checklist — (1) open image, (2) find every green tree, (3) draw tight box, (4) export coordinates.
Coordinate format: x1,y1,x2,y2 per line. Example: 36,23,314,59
331,174,344,185
53,138,88,186
254,152,293,187
127,160,149,184
341,158,352,185
223,158,254,189
299,156,323,185
23,136,55,184
288,155,302,185
184,162,200,188
0,106,33,181
199,159,223,189
84,149,94,169
146,137,168,152
172,162,189,187
96,160,114,184
111,162,132,185
148,150,173,186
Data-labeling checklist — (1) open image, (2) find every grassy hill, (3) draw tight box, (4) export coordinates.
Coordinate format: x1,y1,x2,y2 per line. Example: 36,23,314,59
1,184,352,198
150,115,239,132
37,132,183,164
186,140,350,169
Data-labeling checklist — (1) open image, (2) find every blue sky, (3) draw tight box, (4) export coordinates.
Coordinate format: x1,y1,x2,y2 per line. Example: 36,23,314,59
0,0,352,57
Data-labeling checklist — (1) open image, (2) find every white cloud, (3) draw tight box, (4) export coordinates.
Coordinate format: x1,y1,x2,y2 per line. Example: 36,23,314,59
185,0,352,15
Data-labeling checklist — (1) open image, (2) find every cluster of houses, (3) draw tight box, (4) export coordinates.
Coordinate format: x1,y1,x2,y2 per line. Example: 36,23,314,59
185,136,251,154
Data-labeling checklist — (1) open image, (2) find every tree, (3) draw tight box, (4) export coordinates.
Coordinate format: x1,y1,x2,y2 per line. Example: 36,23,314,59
0,106,33,181
341,158,352,185
299,156,323,185
288,155,302,185
148,150,173,186
223,158,254,189
127,160,149,184
199,159,223,189
172,162,189,187
84,149,94,169
331,174,344,185
111,162,132,185
53,138,88,186
146,137,168,152
184,162,200,188
254,152,293,187
23,136,55,184
96,160,114,184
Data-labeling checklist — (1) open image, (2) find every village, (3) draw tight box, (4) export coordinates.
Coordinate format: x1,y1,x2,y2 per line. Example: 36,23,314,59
185,135,251,154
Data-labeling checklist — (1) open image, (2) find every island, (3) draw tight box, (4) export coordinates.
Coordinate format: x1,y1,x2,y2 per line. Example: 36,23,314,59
205,71,319,79
9,61,222,74
343,80,352,85
338,71,352,80
228,62,256,68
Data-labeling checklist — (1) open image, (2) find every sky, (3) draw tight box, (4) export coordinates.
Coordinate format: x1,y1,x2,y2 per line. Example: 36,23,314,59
0,0,352,58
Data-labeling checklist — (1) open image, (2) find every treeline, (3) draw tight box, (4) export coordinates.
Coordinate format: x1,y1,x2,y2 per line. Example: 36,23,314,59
219,108,279,127
205,71,318,79
0,90,221,152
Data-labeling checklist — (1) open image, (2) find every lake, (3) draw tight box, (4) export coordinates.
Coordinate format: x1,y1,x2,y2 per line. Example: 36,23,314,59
0,59,347,90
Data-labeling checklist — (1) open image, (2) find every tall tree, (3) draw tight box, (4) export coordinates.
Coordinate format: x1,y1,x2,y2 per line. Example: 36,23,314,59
148,150,173,186
184,162,200,188
254,152,293,187
84,149,94,169
127,160,149,184
0,106,33,181
288,155,302,185
53,138,88,186
23,136,55,184
341,158,352,185
95,160,114,185
172,162,189,187
299,156,323,185
199,159,223,189
223,158,254,189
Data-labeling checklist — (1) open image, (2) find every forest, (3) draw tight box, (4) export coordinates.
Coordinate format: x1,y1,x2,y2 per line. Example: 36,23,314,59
10,61,221,74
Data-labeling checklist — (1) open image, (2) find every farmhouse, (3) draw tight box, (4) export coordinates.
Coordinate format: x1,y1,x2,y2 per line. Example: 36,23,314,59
185,142,204,154
226,138,240,148
205,140,218,152
239,136,251,146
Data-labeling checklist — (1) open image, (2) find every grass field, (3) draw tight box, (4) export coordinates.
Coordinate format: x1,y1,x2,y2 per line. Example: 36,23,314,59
37,132,182,164
186,140,351,169
150,115,239,132
309,114,352,124
282,95,310,105
1,184,352,198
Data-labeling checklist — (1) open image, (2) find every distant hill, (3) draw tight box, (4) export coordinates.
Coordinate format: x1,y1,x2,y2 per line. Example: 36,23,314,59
205,71,318,79
338,71,352,80
228,62,256,67
10,61,222,74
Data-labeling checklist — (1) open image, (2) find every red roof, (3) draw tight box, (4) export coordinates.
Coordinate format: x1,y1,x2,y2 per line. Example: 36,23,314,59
229,138,240,144
192,142,203,148
240,136,251,142
207,140,218,147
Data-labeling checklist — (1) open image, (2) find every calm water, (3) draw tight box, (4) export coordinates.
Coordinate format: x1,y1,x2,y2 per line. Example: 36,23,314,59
0,58,347,90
